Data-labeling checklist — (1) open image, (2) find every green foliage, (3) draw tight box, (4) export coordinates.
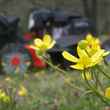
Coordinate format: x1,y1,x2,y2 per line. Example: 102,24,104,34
0,68,107,110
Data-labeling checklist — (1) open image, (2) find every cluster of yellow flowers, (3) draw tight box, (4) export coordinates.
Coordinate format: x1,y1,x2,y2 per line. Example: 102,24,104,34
30,33,110,71
30,33,110,101
0,89,10,103
0,85,28,109
62,34,110,100
62,34,109,70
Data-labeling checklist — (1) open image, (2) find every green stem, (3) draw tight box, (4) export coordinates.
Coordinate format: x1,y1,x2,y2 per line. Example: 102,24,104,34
97,66,110,79
67,82,84,92
44,59,68,75
104,59,109,66
92,69,98,88
83,70,109,105
92,69,104,90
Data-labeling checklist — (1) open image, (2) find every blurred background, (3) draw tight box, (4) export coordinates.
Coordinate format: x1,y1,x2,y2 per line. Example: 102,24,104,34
0,0,109,34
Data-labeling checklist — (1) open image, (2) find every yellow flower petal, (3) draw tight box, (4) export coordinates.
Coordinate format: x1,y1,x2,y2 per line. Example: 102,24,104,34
70,63,84,70
91,50,104,65
103,51,110,57
18,86,27,97
77,46,89,58
105,87,110,99
62,51,78,63
43,34,52,46
48,40,56,49
34,39,43,47
95,38,100,44
86,34,94,42
79,56,92,68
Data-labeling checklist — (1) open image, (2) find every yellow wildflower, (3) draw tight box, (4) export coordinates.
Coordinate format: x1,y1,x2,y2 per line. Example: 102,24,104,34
63,34,110,70
105,87,110,99
18,85,27,97
0,89,10,103
5,77,12,82
31,34,56,52
2,96,10,103
0,90,6,99
78,34,109,57
83,34,101,55
62,47,105,70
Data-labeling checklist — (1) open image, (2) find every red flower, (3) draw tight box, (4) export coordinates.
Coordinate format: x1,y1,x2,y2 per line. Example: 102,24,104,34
33,57,46,68
24,45,46,68
10,54,20,66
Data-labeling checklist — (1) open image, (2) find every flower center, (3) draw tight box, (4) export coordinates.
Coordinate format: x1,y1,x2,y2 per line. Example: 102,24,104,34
88,44,92,48
10,56,20,66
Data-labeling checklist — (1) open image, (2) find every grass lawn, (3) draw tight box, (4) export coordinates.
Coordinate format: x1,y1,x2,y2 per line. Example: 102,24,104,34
0,67,107,110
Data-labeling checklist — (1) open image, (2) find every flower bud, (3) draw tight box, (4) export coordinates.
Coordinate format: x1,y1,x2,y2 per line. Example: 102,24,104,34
78,40,88,49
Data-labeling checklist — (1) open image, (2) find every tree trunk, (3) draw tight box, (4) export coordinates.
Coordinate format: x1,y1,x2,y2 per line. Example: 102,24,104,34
82,0,98,35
